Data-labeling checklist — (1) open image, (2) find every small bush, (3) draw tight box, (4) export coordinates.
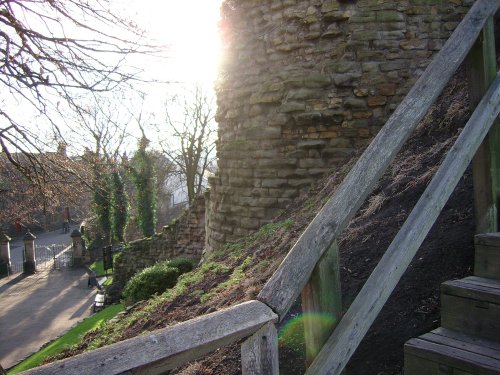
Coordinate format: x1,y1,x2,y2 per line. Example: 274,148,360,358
123,263,180,304
167,257,196,274
113,251,123,266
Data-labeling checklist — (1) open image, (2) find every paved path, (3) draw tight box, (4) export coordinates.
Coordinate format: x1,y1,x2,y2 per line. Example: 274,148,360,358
0,267,95,369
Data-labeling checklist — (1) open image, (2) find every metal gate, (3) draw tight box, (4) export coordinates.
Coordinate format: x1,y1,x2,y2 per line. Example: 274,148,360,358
35,243,73,270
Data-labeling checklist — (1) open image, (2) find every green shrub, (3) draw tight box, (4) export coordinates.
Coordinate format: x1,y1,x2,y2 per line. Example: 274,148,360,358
123,263,180,304
113,251,123,266
167,257,196,274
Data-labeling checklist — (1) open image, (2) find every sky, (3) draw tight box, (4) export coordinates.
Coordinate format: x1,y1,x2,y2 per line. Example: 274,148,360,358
127,0,223,86
0,0,224,157
106,0,224,150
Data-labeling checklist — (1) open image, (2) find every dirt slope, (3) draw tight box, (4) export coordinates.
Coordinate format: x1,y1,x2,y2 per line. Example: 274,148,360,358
49,67,475,375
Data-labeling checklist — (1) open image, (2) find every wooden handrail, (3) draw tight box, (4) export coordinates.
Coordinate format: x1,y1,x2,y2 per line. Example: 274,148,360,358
257,0,500,321
21,300,277,375
306,71,500,375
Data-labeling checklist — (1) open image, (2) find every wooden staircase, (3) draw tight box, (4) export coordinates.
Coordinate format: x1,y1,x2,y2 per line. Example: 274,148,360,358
404,233,500,374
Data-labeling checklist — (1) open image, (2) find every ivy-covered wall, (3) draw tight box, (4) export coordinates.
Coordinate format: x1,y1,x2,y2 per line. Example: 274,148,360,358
113,195,206,287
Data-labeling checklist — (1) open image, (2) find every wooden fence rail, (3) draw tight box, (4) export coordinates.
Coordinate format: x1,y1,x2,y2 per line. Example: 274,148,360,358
22,301,276,375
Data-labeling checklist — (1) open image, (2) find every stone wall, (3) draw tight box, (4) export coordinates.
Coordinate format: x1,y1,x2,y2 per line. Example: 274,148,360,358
114,195,206,287
206,0,473,253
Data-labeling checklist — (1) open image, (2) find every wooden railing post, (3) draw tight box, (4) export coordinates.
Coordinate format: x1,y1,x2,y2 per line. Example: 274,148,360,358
301,241,342,366
241,322,279,375
467,15,499,233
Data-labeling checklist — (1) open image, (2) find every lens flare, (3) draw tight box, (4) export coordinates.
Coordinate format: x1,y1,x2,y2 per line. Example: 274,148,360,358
279,312,338,353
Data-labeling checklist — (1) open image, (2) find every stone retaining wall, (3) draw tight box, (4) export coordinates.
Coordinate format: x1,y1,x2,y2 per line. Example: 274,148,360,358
206,0,473,253
114,195,206,287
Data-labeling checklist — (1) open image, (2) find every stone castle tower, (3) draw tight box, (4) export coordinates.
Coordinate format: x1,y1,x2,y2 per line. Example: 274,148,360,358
205,0,473,253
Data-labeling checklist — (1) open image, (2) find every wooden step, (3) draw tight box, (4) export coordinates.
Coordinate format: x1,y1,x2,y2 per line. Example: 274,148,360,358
475,233,500,279
441,276,500,341
405,328,500,375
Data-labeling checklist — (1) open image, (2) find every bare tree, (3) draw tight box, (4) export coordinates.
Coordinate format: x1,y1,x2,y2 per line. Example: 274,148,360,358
73,95,135,162
0,0,155,185
0,0,158,231
0,145,92,229
159,85,216,203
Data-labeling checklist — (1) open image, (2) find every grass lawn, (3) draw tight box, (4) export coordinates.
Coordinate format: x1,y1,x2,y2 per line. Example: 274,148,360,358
89,253,119,277
8,304,123,374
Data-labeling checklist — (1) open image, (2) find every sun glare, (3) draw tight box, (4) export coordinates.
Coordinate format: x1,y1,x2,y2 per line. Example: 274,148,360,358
132,0,223,85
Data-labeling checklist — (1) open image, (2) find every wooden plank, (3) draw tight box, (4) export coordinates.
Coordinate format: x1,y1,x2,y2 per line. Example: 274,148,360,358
464,276,500,288
405,338,500,375
475,244,500,279
241,322,279,375
305,67,500,374
258,0,500,320
432,327,500,352
475,233,500,246
442,277,500,304
468,16,500,234
420,331,500,360
22,300,277,375
405,353,477,375
441,294,500,342
301,241,342,366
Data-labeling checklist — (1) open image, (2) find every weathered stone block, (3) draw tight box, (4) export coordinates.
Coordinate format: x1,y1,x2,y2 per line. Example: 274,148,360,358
380,60,409,72
288,88,323,100
333,73,362,87
351,30,379,41
279,102,307,113
294,111,322,125
320,1,339,13
299,158,325,169
259,158,297,168
324,11,352,22
377,83,397,96
367,96,388,107
303,74,332,88
298,139,328,149
249,92,283,104
288,178,315,187
244,126,282,140
376,10,405,22
261,178,289,188
344,97,367,109
352,111,373,119
400,39,428,50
